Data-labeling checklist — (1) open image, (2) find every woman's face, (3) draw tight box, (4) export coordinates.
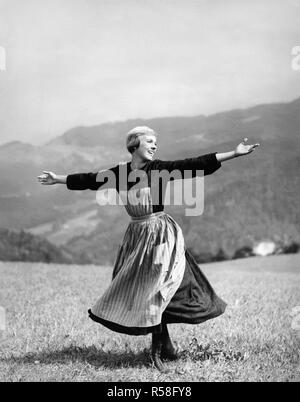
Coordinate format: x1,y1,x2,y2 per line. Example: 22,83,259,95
135,134,157,161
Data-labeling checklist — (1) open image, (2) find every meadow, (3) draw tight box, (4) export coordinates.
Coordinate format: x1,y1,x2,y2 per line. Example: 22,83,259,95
0,254,299,382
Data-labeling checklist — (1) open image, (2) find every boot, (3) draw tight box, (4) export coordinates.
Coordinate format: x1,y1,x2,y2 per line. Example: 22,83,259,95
161,323,178,361
151,332,168,372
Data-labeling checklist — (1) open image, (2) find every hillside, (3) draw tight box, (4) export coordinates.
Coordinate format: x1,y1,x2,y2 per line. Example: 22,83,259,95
58,137,300,263
0,98,299,262
0,228,75,264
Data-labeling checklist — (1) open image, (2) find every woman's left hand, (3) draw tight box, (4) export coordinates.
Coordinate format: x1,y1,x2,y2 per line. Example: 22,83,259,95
235,138,260,156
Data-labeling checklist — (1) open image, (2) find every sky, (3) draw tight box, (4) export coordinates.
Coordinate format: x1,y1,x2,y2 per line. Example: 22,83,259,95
0,0,299,145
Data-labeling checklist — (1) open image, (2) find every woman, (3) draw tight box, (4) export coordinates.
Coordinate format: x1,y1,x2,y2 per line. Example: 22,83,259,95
38,126,260,371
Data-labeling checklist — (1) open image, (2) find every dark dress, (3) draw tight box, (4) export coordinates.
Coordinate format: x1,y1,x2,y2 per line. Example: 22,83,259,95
66,152,227,335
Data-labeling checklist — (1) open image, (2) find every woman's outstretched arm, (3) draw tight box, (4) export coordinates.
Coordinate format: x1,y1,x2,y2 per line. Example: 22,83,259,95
216,138,260,163
37,170,100,189
37,171,66,185
152,137,260,179
38,166,119,190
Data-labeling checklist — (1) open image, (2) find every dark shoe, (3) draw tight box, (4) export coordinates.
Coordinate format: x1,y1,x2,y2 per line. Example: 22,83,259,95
161,323,178,361
161,346,179,361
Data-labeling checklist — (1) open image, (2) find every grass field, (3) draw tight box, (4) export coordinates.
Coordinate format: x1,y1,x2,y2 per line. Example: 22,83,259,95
0,254,299,382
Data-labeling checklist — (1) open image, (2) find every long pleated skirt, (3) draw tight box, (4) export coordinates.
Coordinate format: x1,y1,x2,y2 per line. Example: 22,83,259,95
88,211,227,335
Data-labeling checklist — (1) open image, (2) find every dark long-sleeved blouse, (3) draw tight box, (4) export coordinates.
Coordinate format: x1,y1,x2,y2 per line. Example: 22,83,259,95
66,152,221,213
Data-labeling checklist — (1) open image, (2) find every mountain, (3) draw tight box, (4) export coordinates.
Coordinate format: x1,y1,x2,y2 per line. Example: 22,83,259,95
0,97,299,262
0,228,75,264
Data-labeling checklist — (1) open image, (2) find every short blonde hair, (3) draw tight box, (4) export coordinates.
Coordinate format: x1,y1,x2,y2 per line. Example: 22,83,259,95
126,126,157,154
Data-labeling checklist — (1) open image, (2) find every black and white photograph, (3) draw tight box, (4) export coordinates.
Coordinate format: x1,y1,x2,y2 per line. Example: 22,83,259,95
0,0,299,384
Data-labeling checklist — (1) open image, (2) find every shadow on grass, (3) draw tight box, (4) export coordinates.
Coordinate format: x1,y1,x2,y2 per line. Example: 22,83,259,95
0,345,151,369
1,341,244,370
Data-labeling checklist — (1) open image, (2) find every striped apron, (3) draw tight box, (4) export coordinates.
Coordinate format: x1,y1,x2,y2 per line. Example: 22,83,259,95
90,186,186,329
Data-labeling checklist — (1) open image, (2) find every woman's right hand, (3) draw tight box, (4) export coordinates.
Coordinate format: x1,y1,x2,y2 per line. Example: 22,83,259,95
37,171,58,185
